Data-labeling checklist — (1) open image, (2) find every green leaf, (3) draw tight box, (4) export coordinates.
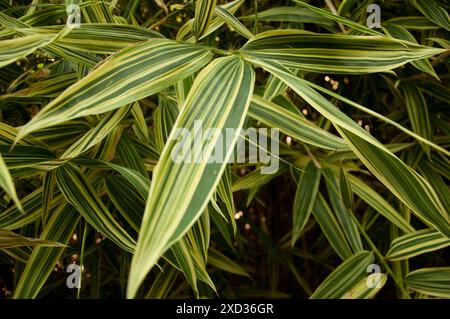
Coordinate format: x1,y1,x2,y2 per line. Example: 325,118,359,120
293,1,384,35
215,6,253,39
248,58,450,238
240,7,334,26
56,163,136,252
13,204,80,298
312,193,354,260
128,55,255,298
208,247,250,277
413,0,450,31
292,160,321,246
323,168,363,253
387,229,450,261
61,106,131,159
0,153,22,211
0,34,55,68
382,23,438,78
0,229,65,249
16,39,213,141
405,268,450,298
310,251,374,299
341,273,387,299
248,95,349,150
193,0,216,40
401,83,432,156
385,16,441,30
349,175,415,234
0,145,56,169
241,29,445,74
177,0,244,42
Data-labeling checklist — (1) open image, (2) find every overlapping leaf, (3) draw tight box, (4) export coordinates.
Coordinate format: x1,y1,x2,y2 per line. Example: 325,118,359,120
128,55,255,297
15,39,213,141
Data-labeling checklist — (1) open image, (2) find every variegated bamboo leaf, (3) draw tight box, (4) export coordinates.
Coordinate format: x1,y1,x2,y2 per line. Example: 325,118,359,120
15,39,213,142
128,55,255,297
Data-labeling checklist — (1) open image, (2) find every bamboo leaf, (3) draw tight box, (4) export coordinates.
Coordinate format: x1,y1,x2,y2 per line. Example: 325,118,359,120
215,6,253,39
387,229,450,261
0,34,54,68
13,204,80,298
405,268,450,298
341,273,387,299
241,30,445,74
292,160,321,246
313,193,354,260
128,55,255,297
310,251,374,299
177,0,244,41
16,39,213,141
401,83,432,156
56,163,136,252
248,58,450,238
193,0,216,40
240,7,334,26
249,95,349,150
413,0,450,31
0,229,65,249
0,153,22,211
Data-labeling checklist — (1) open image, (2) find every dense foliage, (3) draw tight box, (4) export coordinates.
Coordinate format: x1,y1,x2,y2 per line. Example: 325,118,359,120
0,0,449,299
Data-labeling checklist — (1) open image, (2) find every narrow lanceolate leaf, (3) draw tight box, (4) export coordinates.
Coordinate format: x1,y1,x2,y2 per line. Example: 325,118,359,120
13,204,80,298
249,59,450,238
239,7,333,26
337,128,450,238
382,23,437,78
413,0,450,31
154,96,179,152
292,161,321,246
217,164,237,235
241,30,445,74
193,0,216,40
339,167,353,210
23,24,163,54
385,17,441,30
0,145,55,169
128,56,255,298
386,229,450,261
215,6,253,39
0,72,77,103
294,0,383,35
16,39,213,141
0,188,63,230
323,168,363,253
177,0,244,42
0,34,54,68
61,106,131,159
349,175,414,233
56,164,136,253
419,160,450,214
249,95,349,150
405,268,450,298
0,153,22,211
208,247,250,277
313,193,354,260
402,83,432,156
0,229,65,249
310,251,374,299
341,274,387,299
